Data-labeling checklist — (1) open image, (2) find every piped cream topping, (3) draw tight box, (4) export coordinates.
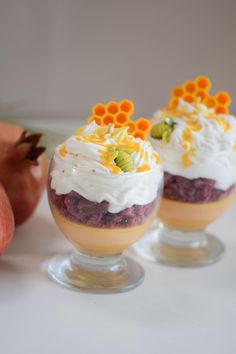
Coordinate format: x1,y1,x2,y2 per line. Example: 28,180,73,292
51,122,163,213
58,122,160,174
150,99,236,190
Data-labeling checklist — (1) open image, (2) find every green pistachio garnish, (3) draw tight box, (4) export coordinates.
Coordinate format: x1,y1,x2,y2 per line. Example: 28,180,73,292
151,117,176,142
151,122,171,139
107,146,134,172
162,129,172,142
115,150,134,172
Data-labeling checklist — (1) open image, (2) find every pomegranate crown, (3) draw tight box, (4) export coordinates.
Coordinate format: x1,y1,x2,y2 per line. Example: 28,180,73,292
15,131,46,166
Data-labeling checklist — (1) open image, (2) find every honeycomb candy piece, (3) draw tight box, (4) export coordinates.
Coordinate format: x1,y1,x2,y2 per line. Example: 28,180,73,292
171,86,184,98
103,115,115,125
89,100,132,127
87,99,150,140
135,118,151,132
195,76,212,91
183,81,197,94
215,91,231,107
119,99,134,115
215,106,229,115
92,104,106,117
168,76,232,114
107,102,119,114
115,112,129,125
169,76,211,107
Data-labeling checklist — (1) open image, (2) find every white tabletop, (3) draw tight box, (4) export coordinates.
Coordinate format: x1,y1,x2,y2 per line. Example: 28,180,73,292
0,192,236,354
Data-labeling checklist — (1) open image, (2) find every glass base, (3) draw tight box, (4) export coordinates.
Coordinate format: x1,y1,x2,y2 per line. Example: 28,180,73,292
133,222,225,267
48,251,144,294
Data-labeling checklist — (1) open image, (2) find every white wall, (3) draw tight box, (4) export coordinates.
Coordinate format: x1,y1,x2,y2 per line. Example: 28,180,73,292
0,0,235,119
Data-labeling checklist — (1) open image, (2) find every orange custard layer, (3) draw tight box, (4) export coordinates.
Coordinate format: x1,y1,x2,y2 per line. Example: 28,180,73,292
158,192,236,232
52,206,155,256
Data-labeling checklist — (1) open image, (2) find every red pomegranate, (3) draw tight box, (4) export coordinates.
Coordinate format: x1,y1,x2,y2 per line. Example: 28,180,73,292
0,183,14,254
0,122,48,225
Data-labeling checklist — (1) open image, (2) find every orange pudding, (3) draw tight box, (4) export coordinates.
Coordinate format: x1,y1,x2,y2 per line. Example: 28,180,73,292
158,191,236,232
52,205,156,256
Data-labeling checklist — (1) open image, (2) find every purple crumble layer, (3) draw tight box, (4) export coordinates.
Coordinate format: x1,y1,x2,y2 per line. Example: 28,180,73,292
49,187,157,228
164,172,235,203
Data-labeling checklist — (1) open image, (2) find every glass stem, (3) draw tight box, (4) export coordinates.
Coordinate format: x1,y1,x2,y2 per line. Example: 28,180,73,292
159,224,207,249
70,251,125,273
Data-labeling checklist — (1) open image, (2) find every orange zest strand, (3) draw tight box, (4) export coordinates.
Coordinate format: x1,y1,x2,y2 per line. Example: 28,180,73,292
59,145,67,157
101,161,121,174
136,164,151,173
182,128,193,144
182,153,191,168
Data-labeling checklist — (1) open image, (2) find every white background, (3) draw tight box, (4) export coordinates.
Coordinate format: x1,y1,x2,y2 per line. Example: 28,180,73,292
0,0,236,118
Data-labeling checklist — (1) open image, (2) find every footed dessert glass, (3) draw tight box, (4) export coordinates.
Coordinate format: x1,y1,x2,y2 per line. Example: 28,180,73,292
134,172,235,267
134,76,236,267
48,162,162,292
47,100,163,292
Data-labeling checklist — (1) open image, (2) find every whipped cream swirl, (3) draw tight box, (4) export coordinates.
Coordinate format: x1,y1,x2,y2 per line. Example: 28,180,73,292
51,122,163,213
150,99,236,190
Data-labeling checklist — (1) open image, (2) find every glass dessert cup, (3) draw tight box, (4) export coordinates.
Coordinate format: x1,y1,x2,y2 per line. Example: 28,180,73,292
134,173,236,267
134,75,236,267
47,163,162,293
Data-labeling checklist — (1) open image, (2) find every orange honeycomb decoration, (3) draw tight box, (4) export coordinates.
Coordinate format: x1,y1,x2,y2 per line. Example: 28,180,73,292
168,76,231,114
87,99,151,139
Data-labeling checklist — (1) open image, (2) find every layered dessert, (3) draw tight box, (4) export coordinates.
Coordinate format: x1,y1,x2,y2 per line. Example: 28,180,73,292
150,76,236,232
48,115,163,256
